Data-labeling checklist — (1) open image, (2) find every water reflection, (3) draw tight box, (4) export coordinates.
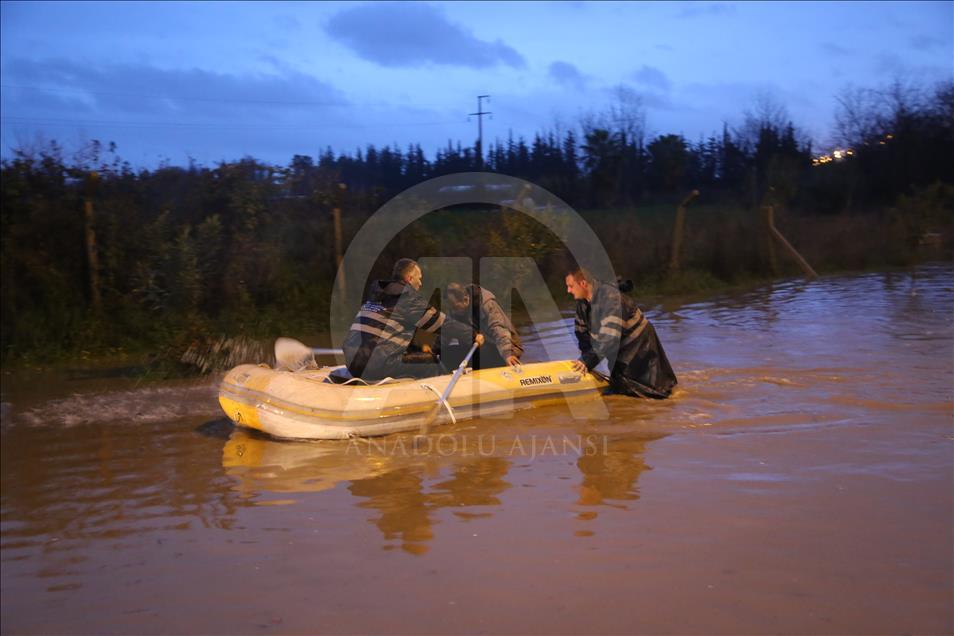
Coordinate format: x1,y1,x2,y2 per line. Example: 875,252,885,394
222,428,400,496
0,417,245,594
221,427,517,554
430,457,511,509
576,436,654,507
220,422,673,553
350,468,435,554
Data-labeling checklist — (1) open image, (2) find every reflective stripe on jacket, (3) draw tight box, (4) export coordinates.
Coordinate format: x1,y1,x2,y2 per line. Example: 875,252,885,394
574,280,647,370
343,279,469,378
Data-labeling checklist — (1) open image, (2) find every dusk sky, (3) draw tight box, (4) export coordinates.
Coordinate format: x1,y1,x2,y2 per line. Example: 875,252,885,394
1,1,951,168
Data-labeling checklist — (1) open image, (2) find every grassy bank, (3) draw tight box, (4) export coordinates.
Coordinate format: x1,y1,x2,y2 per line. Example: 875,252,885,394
3,173,952,373
3,192,950,377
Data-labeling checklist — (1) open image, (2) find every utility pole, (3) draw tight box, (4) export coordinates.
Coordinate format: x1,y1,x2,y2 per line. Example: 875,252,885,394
469,95,491,170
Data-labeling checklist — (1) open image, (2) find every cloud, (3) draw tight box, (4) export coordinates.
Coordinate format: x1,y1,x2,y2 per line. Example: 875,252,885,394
0,57,478,167
821,42,852,57
680,80,816,118
325,2,525,69
2,58,349,120
0,58,356,164
639,92,675,111
274,15,301,31
872,53,953,85
874,52,906,76
910,34,947,51
546,0,586,9
676,3,736,18
631,65,671,91
548,61,586,90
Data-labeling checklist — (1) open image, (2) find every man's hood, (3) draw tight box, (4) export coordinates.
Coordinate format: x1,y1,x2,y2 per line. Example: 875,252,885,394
369,279,410,299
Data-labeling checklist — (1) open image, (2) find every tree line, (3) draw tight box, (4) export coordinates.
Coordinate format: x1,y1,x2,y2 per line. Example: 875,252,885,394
1,80,951,365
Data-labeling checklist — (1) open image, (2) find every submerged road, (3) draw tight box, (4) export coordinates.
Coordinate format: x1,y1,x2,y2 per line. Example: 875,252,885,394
2,265,952,634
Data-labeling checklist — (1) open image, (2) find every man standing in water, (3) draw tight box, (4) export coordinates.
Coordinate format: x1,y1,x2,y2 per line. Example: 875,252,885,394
344,258,482,381
566,268,677,398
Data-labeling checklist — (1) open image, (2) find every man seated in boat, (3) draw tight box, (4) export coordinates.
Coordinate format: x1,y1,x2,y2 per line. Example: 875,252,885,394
443,282,523,370
343,258,483,381
566,267,677,399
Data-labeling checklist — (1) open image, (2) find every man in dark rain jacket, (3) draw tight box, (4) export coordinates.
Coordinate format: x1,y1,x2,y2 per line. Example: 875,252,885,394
566,268,677,399
444,282,523,369
343,259,482,381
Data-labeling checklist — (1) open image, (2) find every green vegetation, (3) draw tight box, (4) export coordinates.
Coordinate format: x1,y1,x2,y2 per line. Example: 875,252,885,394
2,80,951,372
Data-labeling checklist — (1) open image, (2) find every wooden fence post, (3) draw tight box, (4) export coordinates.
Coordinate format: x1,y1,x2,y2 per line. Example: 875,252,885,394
764,204,818,280
84,171,102,312
761,204,779,276
669,189,699,274
332,182,347,298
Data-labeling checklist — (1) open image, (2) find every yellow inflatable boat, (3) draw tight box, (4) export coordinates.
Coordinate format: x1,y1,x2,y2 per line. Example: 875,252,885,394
219,360,608,440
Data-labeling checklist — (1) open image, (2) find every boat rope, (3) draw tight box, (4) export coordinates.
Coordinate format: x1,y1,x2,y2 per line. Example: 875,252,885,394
419,383,456,425
324,376,399,385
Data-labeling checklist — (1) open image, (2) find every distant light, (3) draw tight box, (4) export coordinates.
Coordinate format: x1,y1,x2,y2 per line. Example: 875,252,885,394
812,147,856,166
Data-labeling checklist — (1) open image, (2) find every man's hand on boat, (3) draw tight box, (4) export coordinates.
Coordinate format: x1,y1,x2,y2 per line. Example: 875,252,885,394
471,334,524,368
570,359,588,374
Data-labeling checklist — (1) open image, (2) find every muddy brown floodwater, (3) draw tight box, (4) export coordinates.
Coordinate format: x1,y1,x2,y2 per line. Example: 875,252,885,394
2,266,952,635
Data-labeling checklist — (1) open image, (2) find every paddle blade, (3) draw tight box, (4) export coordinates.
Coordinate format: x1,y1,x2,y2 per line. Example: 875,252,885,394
274,337,315,371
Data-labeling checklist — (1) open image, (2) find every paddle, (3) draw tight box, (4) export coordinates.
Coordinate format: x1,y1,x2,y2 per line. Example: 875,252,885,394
418,338,481,437
274,337,343,370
